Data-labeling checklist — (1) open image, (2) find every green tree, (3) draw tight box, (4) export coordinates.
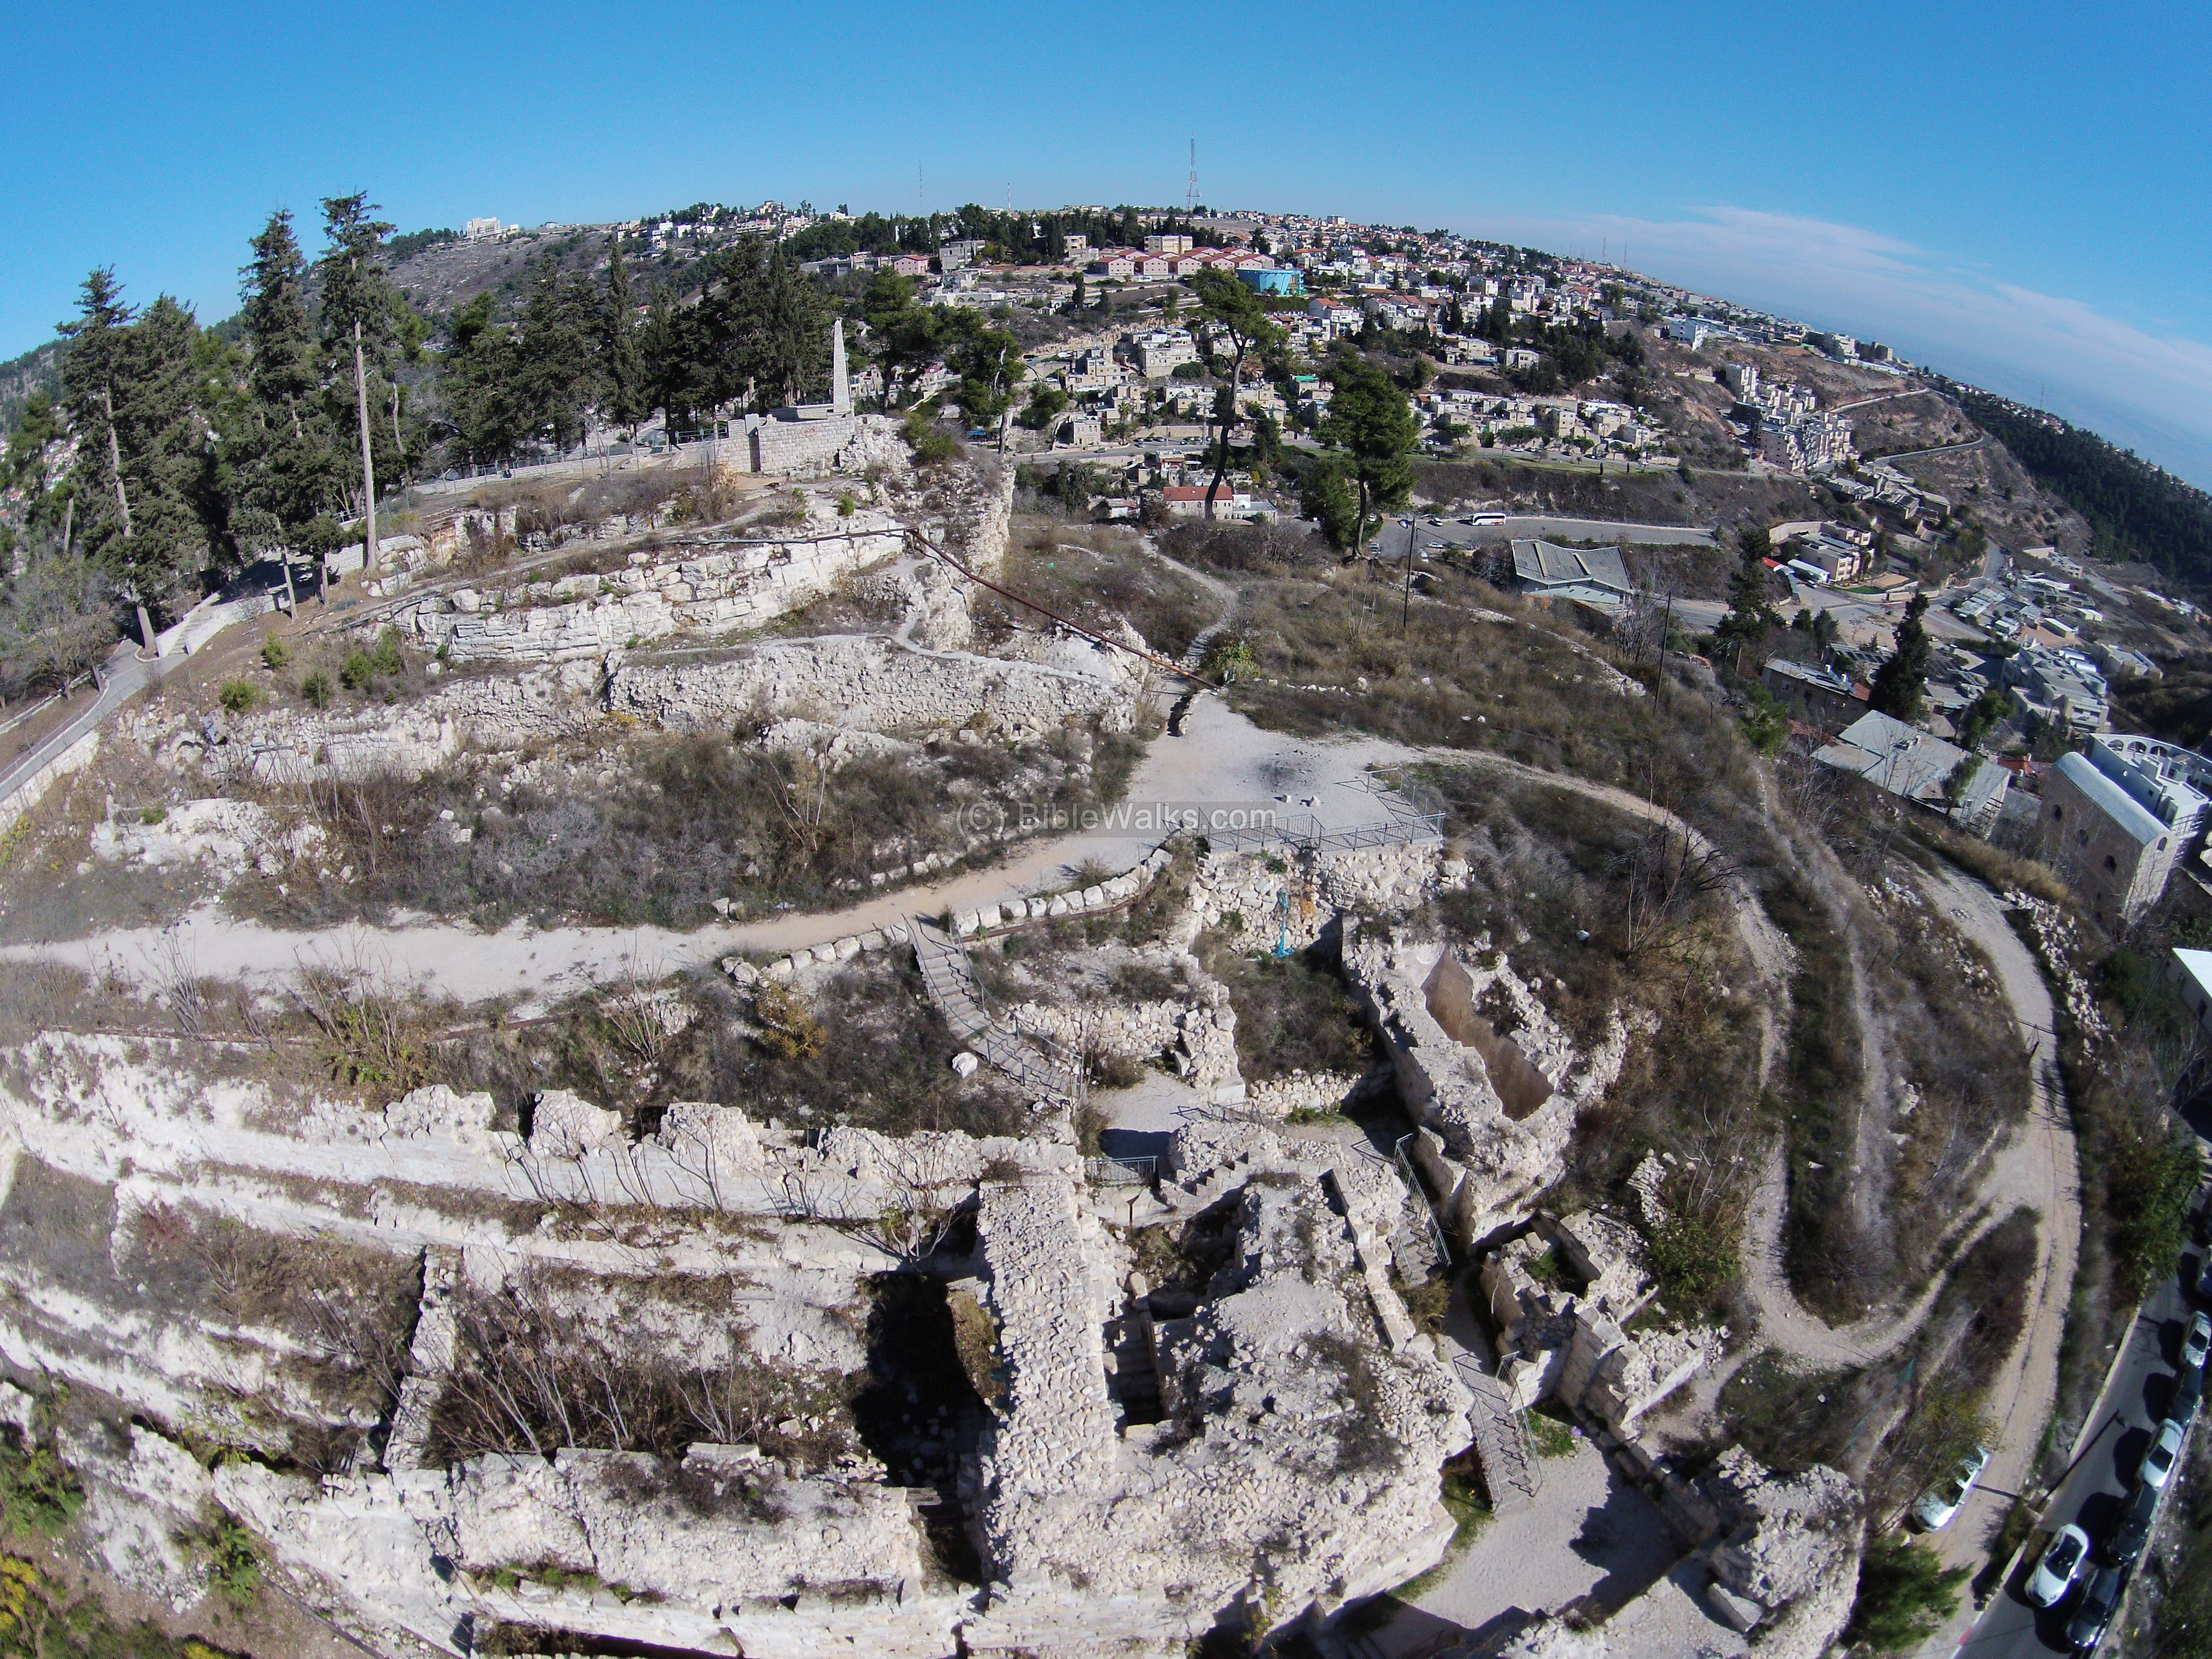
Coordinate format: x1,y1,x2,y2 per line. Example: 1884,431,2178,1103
1867,593,1933,722
946,310,1025,450
57,269,137,552
439,293,520,464
234,209,343,552
861,269,941,409
514,257,597,451
1300,455,1360,550
599,235,647,437
1714,528,1779,671
60,277,207,600
1958,683,2011,750
316,194,403,568
1844,1537,1967,1653
1189,269,1284,520
1316,356,1418,557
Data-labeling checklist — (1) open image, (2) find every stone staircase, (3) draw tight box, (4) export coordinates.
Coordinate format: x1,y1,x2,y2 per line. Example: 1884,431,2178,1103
911,917,1080,1103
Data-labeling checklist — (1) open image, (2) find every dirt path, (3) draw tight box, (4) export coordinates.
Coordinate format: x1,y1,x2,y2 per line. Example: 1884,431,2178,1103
3,698,1399,1004
1730,866,2073,1391
1915,866,2078,1576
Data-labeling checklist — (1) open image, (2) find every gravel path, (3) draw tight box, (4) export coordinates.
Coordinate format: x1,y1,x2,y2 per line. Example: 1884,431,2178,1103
1732,868,2075,1389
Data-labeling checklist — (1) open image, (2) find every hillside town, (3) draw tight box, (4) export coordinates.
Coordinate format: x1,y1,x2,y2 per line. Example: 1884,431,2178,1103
0,186,2210,1659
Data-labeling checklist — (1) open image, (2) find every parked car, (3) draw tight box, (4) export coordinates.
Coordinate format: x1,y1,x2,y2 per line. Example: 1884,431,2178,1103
2140,1418,2187,1490
2186,1311,2212,1371
2066,1565,2122,1651
2027,1524,2090,1607
2110,1481,2160,1568
1913,1444,1993,1530
2175,1365,2205,1428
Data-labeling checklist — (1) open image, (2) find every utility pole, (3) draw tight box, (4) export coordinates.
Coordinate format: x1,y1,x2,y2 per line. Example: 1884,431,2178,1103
1402,529,1415,632
1186,137,1199,216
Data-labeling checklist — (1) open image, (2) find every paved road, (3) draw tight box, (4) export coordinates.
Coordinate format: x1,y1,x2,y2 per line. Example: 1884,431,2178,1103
1375,517,1721,562
1947,1271,2190,1656
1875,434,1990,466
0,644,157,808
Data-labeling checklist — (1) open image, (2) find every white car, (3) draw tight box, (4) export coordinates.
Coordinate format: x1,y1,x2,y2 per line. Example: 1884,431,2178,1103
2185,1312,2211,1372
2141,1417,2187,1490
1913,1444,1992,1530
2026,1523,2089,1608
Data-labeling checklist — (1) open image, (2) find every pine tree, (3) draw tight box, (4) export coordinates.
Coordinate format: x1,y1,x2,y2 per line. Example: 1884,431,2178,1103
1316,357,1418,558
316,194,401,570
59,275,207,600
514,257,596,452
599,236,647,438
235,209,343,551
1868,593,1933,723
57,269,136,550
1190,268,1283,521
1715,528,1779,670
242,211,316,434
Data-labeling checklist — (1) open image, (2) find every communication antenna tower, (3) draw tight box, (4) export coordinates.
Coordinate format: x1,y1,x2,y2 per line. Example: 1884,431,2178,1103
1186,137,1200,215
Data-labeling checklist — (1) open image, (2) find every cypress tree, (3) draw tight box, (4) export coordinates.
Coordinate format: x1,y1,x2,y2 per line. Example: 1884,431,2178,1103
598,237,646,438
1868,593,1933,723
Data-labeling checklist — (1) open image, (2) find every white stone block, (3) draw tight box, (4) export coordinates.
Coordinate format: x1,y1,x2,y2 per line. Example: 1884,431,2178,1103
833,936,862,961
951,1052,982,1077
810,943,839,965
1082,885,1108,908
858,930,886,953
1047,896,1072,918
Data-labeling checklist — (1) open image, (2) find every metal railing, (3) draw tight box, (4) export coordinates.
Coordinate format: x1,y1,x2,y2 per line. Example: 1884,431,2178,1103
1454,1353,1542,1512
1084,1154,1158,1188
1201,811,1445,858
1393,1133,1454,1269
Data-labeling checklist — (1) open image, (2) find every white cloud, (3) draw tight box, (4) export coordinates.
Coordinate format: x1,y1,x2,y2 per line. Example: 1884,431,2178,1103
1471,205,2212,487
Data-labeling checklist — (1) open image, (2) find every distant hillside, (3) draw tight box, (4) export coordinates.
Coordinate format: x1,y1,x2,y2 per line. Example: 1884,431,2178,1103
1959,390,2212,583
0,340,62,436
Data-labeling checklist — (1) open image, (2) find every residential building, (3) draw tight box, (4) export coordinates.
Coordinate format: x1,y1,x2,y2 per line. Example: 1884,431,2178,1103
1813,710,2009,833
1509,540,1632,609
1060,234,1088,259
1721,363,1760,401
1144,233,1193,255
463,216,505,240
2005,646,2110,733
891,254,931,278
1159,483,1254,519
2039,739,2205,924
1088,251,1137,280
1664,316,1712,350
1134,331,1200,378
938,239,987,271
1761,659,1868,732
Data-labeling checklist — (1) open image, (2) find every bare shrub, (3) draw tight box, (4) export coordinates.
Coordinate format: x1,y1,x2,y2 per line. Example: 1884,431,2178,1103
429,1267,851,1466
293,947,430,1092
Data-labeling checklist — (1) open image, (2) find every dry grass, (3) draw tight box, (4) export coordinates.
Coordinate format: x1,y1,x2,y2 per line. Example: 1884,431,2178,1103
226,723,1138,931
984,517,1216,660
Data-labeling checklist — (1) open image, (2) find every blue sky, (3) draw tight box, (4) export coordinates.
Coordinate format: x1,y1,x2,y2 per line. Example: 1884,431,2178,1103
8,1,2208,482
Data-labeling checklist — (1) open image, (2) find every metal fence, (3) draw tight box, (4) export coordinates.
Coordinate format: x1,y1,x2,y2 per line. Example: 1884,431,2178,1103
1202,812,1445,858
1084,1154,1158,1188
